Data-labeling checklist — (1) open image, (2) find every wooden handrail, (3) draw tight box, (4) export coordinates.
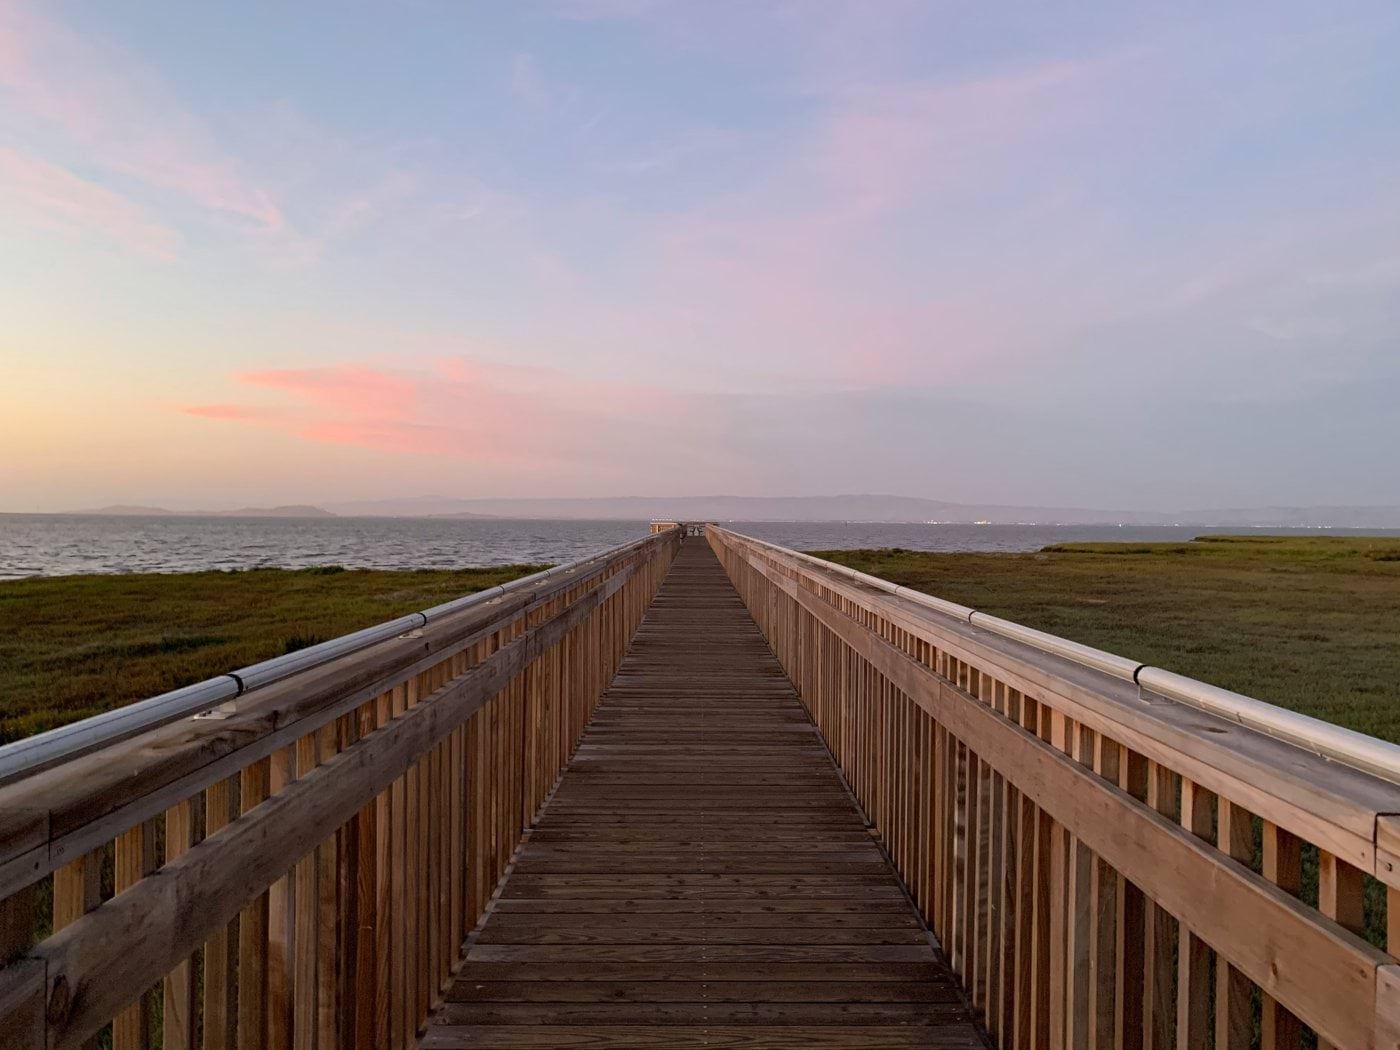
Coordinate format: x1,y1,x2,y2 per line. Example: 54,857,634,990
0,528,681,1049
708,525,1400,1050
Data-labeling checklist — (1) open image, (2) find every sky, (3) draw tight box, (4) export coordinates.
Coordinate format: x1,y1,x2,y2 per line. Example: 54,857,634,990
2,1,1398,512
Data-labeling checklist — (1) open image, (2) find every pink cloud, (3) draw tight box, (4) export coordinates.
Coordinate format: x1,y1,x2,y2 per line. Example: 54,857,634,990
181,404,285,421
0,147,180,258
239,366,418,418
546,58,1116,385
810,61,1102,217
184,359,710,472
0,5,283,231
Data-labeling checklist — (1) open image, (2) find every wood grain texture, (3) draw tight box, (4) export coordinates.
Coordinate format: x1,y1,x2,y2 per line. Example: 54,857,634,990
708,526,1400,1050
427,540,984,1048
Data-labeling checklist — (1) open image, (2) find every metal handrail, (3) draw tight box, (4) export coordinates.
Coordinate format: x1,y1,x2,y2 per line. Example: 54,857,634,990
712,526,1400,784
0,531,670,783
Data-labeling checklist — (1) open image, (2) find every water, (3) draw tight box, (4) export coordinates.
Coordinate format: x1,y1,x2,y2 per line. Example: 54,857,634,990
3,514,1396,580
0,516,647,579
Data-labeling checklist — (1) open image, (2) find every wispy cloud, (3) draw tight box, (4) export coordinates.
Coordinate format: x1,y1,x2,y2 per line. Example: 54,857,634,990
530,58,1112,384
0,5,282,232
183,358,710,473
181,404,286,422
0,147,180,258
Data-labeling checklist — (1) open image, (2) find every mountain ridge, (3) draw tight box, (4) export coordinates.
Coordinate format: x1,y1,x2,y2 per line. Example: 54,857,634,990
74,504,336,519
58,495,1400,528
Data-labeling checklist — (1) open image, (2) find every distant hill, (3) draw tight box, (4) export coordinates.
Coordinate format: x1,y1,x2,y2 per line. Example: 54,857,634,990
308,494,1400,528
61,495,1400,528
75,504,176,516
78,504,336,518
324,496,496,518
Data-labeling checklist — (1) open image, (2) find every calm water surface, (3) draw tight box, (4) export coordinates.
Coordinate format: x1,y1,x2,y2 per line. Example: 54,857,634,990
2,515,1395,580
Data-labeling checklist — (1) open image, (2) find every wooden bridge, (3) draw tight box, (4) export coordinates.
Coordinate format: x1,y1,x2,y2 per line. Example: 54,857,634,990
2,526,1400,1048
426,541,980,1048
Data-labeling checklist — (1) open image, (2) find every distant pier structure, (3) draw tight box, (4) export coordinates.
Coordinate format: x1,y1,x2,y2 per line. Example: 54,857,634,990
650,519,705,536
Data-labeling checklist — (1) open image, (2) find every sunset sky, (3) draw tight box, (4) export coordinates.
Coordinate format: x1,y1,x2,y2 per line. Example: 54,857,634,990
3,1,1398,512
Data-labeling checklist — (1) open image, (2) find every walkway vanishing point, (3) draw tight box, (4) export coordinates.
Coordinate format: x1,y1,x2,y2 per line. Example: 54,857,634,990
425,541,982,1047
3,525,1400,1049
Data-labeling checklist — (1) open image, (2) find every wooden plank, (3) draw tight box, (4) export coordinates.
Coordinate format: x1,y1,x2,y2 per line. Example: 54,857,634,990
238,758,271,1050
735,545,1391,1050
203,779,238,1050
162,800,196,1050
713,532,1399,877
1175,779,1212,1049
293,733,319,1050
1261,823,1303,1050
426,539,979,1048
32,566,640,1050
265,748,293,1050
0,537,678,906
113,821,156,1049
1214,799,1254,1050
1317,849,1366,1050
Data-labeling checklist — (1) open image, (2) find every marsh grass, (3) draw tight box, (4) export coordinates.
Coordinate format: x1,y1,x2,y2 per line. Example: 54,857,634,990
817,534,1400,955
813,534,1400,742
0,564,545,744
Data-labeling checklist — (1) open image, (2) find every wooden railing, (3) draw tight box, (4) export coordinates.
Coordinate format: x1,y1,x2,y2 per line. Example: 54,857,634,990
708,526,1400,1050
0,529,680,1050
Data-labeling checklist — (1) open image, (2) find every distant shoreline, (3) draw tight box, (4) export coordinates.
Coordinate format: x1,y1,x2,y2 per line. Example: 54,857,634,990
6,490,1398,529
6,518,1400,583
7,508,1400,530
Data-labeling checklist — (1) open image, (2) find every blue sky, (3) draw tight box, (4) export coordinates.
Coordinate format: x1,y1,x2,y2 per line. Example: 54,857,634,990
2,1,1398,510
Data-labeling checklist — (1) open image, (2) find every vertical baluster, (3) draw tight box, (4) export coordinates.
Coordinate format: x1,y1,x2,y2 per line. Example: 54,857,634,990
114,820,157,1049
266,748,294,1050
426,698,442,1004
1088,735,1119,1050
204,778,239,1050
315,722,341,1048
1215,800,1254,1050
1047,712,1069,1050
54,848,103,1050
1316,850,1365,1050
1389,883,1400,968
294,732,320,1050
1261,823,1303,1049
966,746,983,1004
952,738,969,978
985,684,1008,1041
1143,763,1178,1050
352,701,381,1047
1065,725,1095,1049
1028,700,1054,1050
164,801,198,1050
375,689,395,1049
238,758,271,1050
1114,751,1147,1049
1176,780,1213,1048
386,691,408,1050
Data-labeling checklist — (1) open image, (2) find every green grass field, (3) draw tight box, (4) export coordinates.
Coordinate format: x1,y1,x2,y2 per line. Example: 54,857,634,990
812,534,1400,743
0,564,543,744
2,536,1398,958
4,536,1397,746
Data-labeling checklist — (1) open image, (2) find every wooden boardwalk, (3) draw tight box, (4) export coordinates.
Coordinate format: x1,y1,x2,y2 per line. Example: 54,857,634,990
424,540,983,1048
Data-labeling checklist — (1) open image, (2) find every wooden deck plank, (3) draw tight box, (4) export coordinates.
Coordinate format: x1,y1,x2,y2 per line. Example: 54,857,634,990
424,539,983,1048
